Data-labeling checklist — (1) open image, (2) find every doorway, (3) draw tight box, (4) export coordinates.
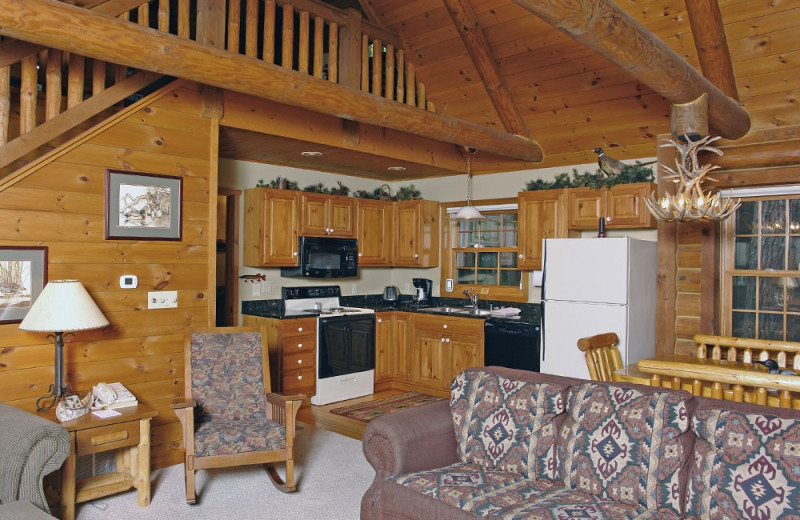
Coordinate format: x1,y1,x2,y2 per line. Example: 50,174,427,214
216,188,240,326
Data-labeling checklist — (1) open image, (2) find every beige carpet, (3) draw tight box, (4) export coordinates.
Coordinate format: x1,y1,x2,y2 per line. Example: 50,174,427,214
74,423,372,520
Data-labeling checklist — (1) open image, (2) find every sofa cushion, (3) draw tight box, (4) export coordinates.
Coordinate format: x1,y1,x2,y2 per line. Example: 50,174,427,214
686,402,800,520
558,383,691,516
451,369,567,480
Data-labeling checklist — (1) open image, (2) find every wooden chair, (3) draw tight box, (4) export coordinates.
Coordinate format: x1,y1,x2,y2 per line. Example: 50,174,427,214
577,332,623,381
171,326,304,503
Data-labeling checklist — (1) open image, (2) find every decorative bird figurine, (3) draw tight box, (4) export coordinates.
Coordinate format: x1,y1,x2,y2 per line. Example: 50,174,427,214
755,359,798,376
593,147,657,177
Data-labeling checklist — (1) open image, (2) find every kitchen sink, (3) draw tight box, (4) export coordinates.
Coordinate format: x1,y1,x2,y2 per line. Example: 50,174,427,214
418,306,492,316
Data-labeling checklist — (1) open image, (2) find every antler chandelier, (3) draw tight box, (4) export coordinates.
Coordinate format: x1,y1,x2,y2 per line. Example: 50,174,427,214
644,135,740,222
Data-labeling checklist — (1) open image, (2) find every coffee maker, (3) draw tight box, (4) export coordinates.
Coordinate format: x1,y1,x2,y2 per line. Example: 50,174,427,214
411,278,433,307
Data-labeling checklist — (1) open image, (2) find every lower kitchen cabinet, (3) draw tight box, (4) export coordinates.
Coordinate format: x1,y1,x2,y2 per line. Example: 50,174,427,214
375,312,411,389
242,315,316,404
409,314,483,396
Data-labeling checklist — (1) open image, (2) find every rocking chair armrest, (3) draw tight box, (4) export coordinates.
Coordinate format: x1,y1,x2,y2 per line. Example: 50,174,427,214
266,392,305,407
170,398,197,409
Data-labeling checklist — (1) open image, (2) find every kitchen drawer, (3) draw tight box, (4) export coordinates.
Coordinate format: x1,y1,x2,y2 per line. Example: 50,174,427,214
280,318,316,337
412,314,483,337
282,367,315,394
75,421,140,456
282,334,316,353
283,350,315,372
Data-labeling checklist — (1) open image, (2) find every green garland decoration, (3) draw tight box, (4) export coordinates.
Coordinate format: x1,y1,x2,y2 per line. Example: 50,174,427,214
523,164,654,191
255,178,422,200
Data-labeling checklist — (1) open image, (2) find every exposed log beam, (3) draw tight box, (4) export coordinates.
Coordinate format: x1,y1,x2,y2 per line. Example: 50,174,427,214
442,0,531,138
684,0,739,101
0,0,544,163
511,0,750,140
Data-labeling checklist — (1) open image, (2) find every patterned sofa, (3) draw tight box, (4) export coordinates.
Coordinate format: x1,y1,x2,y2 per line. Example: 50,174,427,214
361,366,800,519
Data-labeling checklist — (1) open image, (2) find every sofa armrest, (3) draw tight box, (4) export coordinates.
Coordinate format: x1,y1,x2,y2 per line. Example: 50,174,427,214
362,399,457,480
0,404,69,515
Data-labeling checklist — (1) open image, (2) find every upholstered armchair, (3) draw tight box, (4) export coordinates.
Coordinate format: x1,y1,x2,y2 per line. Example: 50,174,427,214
0,403,70,518
172,326,304,504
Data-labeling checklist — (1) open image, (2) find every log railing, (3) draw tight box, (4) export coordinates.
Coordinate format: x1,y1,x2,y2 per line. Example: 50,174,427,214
694,334,800,372
0,0,430,170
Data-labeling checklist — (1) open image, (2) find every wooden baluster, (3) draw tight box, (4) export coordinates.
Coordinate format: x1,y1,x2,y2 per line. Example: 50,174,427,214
138,2,149,27
727,347,737,363
67,53,85,109
712,344,722,360
742,348,753,364
405,61,415,106
313,16,324,78
0,65,9,145
754,387,768,406
417,82,426,108
228,0,241,53
780,390,792,408
45,49,63,121
669,376,679,390
93,59,107,95
732,384,744,402
697,343,707,359
297,10,309,73
20,54,38,135
384,44,394,100
158,0,169,32
245,0,258,57
650,374,662,388
396,49,405,103
262,0,275,64
327,21,338,82
711,382,723,400
777,351,788,368
692,379,702,396
282,4,294,68
793,353,800,372
371,39,382,96
178,0,190,37
360,35,369,91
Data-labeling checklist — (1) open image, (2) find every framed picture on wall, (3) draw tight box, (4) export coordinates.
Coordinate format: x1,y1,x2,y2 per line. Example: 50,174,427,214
105,170,183,240
0,246,48,324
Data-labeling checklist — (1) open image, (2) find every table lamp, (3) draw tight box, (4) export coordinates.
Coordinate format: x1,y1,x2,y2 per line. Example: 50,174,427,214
19,280,110,411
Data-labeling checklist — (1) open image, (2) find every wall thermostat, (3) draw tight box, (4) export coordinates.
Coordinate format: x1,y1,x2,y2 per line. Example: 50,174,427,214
120,275,138,289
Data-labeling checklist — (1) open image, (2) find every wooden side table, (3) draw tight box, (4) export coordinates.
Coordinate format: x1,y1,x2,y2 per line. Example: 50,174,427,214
42,404,158,520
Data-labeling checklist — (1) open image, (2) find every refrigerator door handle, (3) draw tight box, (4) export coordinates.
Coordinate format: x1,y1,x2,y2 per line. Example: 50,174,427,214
540,304,546,361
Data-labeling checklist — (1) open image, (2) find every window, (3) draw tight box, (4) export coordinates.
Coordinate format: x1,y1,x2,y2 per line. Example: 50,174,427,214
441,205,527,302
722,192,800,341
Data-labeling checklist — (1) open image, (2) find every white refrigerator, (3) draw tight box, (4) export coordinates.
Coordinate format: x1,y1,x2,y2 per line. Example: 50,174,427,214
540,237,657,379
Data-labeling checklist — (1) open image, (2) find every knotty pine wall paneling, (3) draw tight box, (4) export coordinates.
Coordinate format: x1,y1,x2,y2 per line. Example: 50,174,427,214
0,79,217,470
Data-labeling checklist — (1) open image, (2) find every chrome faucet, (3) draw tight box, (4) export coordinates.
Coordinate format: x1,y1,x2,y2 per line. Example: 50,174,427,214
463,288,479,308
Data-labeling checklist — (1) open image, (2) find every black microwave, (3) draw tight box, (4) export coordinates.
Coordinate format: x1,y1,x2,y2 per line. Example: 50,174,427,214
281,236,358,278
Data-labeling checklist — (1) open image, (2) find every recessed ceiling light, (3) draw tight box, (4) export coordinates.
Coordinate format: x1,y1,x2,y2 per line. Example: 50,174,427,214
388,166,406,172
301,151,324,157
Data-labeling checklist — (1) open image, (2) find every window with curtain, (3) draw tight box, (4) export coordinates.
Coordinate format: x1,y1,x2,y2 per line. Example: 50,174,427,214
722,192,800,340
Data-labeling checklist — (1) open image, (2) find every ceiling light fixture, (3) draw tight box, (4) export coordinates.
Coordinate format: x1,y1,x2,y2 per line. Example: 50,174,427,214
301,151,324,157
644,135,740,222
454,147,484,220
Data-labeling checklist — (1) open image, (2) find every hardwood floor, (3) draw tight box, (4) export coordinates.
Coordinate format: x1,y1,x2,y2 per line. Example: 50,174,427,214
296,389,405,440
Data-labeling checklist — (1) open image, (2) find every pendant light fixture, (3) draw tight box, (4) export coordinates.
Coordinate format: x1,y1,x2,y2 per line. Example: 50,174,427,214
454,147,484,220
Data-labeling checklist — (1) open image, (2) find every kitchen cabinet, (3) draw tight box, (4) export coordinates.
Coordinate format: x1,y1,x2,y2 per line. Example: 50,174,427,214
243,188,299,266
517,189,567,270
242,315,316,404
410,314,483,395
300,192,355,237
356,199,393,265
567,182,656,230
394,200,440,267
375,312,411,386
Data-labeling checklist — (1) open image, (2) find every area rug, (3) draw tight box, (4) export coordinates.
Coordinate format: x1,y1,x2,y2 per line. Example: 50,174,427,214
330,392,444,423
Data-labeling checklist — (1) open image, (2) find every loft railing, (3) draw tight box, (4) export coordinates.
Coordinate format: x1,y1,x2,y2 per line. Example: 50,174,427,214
0,0,431,172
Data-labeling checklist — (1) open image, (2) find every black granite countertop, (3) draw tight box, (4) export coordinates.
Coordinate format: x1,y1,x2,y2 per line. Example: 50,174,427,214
242,295,541,325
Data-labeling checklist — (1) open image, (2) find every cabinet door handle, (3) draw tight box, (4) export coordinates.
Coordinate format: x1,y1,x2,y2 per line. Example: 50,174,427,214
518,254,523,259
293,251,298,257
297,359,303,365
358,253,362,257
442,324,448,329
377,318,382,323
446,338,451,343
414,254,419,259
297,343,303,348
298,327,303,332
297,375,303,381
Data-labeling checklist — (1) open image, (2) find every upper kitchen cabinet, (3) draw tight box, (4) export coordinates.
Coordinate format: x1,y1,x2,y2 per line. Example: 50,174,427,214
299,193,355,237
517,190,567,270
356,199,393,266
567,182,656,230
244,188,299,267
394,200,440,267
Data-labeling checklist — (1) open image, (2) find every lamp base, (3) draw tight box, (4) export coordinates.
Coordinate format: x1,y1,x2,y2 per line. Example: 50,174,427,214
36,383,76,412
36,331,75,412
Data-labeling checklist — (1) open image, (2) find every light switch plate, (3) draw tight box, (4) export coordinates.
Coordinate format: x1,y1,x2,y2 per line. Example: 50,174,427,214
148,290,177,309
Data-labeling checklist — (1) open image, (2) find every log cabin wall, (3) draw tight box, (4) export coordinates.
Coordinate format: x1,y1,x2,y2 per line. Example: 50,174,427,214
0,79,216,469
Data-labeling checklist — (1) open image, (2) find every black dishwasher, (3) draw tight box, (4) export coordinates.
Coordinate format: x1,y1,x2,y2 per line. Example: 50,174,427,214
483,318,540,372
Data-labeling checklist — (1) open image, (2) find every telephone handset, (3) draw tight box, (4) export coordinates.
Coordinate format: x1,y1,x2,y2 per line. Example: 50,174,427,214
93,382,118,406
92,382,137,409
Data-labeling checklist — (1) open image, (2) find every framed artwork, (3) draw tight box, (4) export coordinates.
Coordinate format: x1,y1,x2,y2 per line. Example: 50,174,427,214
0,246,48,324
105,170,183,240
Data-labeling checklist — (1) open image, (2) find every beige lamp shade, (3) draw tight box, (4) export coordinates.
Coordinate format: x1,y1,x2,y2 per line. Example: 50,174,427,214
19,280,109,332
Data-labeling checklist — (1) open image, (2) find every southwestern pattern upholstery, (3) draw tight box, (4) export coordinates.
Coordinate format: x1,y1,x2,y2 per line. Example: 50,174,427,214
361,366,800,520
171,326,304,503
